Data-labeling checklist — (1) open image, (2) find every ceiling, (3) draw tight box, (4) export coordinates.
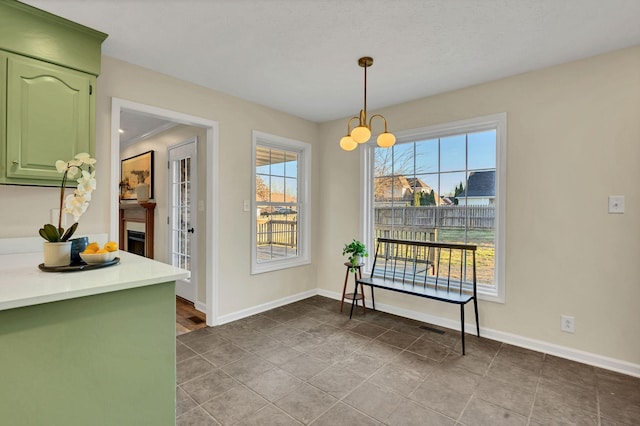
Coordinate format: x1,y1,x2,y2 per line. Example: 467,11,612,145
23,0,640,123
119,109,176,149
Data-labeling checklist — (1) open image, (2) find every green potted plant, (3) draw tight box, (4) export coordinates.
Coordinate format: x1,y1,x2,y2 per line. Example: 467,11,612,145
342,239,368,271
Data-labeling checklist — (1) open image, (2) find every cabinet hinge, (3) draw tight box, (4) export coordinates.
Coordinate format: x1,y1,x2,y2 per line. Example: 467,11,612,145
167,161,170,169
89,84,92,95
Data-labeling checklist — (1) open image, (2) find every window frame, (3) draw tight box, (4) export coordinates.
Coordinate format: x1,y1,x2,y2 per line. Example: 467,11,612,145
251,131,311,274
361,113,507,302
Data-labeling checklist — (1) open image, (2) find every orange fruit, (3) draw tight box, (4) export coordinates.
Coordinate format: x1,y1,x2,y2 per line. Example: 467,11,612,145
86,242,100,252
96,249,108,254
104,241,118,252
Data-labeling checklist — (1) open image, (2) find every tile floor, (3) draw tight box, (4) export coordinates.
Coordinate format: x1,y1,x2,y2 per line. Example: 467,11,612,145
176,296,640,425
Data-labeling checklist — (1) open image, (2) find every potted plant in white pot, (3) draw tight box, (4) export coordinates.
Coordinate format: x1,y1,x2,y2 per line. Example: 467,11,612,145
342,239,368,271
39,153,96,267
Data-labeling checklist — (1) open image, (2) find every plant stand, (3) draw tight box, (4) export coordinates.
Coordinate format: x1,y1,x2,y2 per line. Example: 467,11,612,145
340,262,366,314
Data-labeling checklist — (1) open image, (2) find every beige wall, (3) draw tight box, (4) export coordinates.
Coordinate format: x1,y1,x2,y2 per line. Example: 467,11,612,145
317,45,640,365
0,56,320,316
100,57,321,314
2,43,637,366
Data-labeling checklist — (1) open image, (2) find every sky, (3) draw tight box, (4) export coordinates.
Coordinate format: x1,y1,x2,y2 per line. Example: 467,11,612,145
256,129,497,202
376,129,496,197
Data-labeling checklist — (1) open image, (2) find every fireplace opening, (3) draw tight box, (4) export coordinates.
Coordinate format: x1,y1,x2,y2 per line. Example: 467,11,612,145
127,230,146,256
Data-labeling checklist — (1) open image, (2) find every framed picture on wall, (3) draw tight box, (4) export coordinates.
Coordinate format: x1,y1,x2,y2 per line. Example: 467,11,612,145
120,150,154,201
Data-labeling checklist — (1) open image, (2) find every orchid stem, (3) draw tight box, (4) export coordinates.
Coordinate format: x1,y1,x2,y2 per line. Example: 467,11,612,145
58,169,67,231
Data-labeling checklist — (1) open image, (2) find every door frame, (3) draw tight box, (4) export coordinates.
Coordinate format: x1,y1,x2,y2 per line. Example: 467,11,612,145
110,98,219,326
167,137,198,302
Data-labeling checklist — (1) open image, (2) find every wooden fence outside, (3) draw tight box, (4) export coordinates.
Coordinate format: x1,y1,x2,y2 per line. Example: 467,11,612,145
256,206,494,248
257,220,297,247
375,206,495,230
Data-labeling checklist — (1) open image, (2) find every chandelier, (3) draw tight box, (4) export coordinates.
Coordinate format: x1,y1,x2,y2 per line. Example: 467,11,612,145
340,56,396,151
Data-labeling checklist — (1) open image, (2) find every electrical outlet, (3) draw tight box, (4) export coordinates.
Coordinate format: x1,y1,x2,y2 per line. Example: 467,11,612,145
608,195,624,214
561,315,575,333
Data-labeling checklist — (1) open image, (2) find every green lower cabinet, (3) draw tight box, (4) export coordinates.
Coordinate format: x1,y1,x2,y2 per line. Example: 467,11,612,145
0,282,177,426
1,52,95,186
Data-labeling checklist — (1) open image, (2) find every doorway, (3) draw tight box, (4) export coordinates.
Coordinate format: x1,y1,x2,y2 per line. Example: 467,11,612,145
110,98,219,326
168,138,198,302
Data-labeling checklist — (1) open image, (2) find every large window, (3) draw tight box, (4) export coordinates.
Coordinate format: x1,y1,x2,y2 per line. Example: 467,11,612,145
251,131,311,274
363,113,506,301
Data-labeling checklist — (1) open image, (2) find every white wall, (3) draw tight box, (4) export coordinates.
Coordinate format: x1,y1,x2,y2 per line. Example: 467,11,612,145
318,45,640,366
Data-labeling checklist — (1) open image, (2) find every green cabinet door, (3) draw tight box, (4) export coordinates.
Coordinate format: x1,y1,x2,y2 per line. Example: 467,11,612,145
4,53,95,185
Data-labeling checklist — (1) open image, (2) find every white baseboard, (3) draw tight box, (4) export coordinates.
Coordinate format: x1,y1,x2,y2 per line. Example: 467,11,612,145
216,289,318,325
317,288,640,378
194,301,207,314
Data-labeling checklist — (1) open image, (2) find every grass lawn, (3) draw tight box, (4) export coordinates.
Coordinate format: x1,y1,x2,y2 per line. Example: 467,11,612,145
438,228,495,245
436,228,495,285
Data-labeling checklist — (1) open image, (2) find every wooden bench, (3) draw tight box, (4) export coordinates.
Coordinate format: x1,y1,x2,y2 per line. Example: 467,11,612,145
350,238,480,354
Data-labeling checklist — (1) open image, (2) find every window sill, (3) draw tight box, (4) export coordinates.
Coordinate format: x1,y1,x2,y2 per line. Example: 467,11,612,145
251,256,311,275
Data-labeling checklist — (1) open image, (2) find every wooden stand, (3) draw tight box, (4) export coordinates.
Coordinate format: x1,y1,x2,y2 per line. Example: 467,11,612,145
340,262,366,314
119,202,155,258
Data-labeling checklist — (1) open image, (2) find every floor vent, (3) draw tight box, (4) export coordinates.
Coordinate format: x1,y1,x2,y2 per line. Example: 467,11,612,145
188,316,205,324
420,325,445,334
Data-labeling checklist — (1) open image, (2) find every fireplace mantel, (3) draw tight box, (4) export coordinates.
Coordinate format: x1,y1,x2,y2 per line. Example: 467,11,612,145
119,202,155,258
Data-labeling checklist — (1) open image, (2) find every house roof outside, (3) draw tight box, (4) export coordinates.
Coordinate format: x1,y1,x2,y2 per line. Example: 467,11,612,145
406,177,430,190
459,171,495,198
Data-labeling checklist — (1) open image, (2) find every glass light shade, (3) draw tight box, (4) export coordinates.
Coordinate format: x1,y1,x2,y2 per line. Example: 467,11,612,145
351,126,371,144
377,132,396,148
339,135,358,151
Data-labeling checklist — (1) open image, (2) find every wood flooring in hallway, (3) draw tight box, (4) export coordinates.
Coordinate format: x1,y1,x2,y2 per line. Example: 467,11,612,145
177,296,207,336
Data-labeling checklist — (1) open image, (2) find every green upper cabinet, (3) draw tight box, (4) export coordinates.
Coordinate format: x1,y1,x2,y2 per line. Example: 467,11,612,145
6,54,94,182
0,1,107,186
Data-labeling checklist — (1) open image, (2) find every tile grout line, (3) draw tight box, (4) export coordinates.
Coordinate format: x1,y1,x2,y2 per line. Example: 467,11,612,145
525,363,543,426
183,297,582,425
595,373,602,426
453,341,505,425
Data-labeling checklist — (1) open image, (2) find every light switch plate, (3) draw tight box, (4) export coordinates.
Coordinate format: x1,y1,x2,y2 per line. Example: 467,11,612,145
243,200,250,212
608,195,624,214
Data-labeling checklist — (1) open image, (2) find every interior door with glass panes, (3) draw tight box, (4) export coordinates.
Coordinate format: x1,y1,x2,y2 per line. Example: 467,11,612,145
168,139,197,302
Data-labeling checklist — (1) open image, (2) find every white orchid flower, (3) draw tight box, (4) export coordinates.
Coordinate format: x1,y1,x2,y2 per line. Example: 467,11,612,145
74,152,97,165
42,152,97,241
77,170,96,193
55,160,68,173
67,167,81,179
64,193,89,222
79,190,92,201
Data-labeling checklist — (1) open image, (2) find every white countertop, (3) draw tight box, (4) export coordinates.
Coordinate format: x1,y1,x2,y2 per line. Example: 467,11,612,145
0,251,189,311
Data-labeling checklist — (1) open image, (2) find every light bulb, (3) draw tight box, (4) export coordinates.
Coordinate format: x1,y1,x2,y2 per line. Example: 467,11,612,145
340,135,357,151
351,126,371,144
377,132,396,148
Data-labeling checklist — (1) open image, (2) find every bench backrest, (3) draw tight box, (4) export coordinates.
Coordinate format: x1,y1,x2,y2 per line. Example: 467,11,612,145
371,238,478,295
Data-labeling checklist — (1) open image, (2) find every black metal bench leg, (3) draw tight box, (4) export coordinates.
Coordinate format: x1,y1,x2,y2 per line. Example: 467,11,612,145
473,297,480,337
371,287,376,310
349,277,359,319
460,304,466,355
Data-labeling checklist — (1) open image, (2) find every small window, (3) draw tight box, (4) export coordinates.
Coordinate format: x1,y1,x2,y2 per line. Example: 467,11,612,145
251,131,311,274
